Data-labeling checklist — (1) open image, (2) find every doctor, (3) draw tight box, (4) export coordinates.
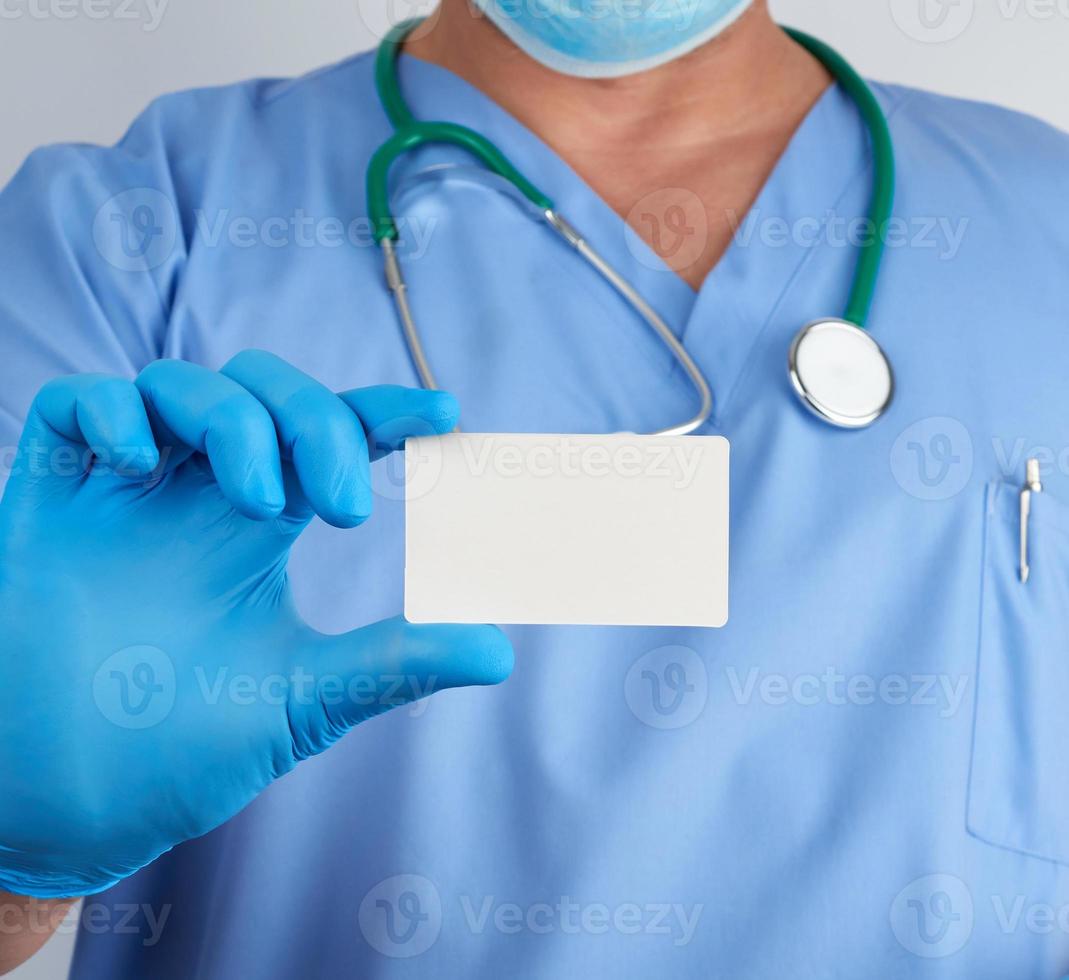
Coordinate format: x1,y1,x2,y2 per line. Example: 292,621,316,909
2,0,1069,976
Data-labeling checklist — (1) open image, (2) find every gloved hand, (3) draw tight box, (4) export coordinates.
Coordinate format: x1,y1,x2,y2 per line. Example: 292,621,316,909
0,350,512,899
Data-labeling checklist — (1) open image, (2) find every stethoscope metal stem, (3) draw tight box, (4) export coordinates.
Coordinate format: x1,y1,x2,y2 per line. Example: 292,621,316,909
543,211,713,437
381,237,441,393
380,212,714,436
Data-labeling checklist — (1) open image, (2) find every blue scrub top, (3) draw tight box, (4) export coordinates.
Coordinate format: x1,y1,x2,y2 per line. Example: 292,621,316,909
3,45,1069,980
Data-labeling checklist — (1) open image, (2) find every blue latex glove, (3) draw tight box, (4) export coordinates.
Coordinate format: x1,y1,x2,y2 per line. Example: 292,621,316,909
0,350,513,899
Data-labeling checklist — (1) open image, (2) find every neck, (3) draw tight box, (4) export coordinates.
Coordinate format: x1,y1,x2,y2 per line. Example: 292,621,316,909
405,0,831,289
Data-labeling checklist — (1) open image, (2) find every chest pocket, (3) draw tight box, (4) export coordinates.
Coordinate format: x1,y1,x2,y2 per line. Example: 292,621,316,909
968,480,1069,864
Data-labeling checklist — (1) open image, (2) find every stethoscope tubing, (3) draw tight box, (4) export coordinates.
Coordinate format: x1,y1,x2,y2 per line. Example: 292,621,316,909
368,17,896,434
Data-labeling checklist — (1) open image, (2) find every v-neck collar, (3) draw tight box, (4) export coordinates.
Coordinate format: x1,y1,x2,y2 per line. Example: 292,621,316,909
388,52,893,428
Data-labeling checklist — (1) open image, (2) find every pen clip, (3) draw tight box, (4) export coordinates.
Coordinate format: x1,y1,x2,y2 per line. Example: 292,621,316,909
1020,458,1042,584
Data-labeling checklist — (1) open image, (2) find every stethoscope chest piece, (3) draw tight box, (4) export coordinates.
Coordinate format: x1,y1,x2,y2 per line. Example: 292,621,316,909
788,318,894,429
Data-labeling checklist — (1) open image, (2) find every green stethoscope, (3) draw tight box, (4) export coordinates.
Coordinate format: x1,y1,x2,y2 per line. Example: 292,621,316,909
368,18,896,433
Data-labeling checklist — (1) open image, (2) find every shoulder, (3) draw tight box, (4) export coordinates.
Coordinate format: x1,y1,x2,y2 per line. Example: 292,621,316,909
862,84,1069,417
873,81,1069,203
0,50,389,375
118,49,386,171
8,49,386,203
141,47,382,125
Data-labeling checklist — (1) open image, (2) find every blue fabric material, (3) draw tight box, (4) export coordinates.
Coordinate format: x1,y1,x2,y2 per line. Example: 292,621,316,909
469,0,754,78
1,48,1069,978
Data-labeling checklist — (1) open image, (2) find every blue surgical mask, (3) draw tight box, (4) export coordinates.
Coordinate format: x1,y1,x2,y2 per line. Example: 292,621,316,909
472,0,756,78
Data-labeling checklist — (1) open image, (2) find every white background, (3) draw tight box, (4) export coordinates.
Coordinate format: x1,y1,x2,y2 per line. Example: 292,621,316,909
2,0,1069,187
2,0,1067,977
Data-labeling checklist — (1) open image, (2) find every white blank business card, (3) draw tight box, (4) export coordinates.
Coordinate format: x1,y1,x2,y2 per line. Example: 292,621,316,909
404,433,729,627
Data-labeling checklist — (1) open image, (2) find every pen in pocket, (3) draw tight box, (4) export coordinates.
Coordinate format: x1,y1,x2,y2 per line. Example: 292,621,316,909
1020,458,1043,584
